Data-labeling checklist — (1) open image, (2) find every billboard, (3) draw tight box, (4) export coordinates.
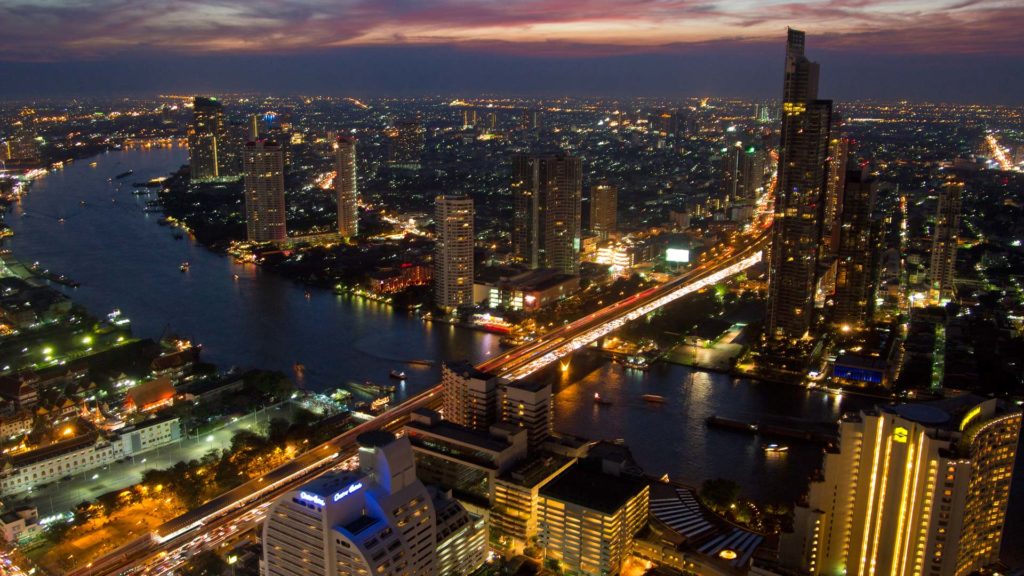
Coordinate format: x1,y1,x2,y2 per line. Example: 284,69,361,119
666,248,690,263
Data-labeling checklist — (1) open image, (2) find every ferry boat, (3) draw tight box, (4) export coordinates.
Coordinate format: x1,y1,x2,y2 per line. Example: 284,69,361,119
642,394,666,404
593,392,612,406
115,170,133,179
763,443,789,454
389,370,407,380
180,262,189,272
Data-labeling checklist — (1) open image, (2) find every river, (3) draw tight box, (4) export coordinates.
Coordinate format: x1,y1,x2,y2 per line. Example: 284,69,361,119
5,148,1021,561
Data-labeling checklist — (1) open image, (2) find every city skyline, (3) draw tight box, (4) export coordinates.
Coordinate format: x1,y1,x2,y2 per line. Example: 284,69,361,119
1,1,1023,102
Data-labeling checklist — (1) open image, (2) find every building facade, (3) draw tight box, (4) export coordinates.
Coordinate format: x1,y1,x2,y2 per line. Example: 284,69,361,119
782,397,1021,576
441,362,498,432
262,431,438,576
589,181,618,241
929,180,963,303
188,96,229,182
334,136,358,238
434,195,475,311
243,139,287,243
833,168,877,327
501,380,553,452
512,153,583,275
766,29,833,339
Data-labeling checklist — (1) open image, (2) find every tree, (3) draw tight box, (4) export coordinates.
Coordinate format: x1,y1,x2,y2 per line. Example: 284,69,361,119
700,478,741,512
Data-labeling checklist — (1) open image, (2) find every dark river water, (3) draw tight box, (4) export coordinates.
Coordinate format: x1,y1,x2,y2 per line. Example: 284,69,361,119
6,147,1020,563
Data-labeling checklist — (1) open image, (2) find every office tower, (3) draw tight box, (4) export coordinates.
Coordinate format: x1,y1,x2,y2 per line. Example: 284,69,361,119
929,180,963,303
432,488,488,576
434,195,475,311
766,29,833,339
388,120,425,169
334,136,358,238
406,408,527,507
501,380,553,451
441,362,498,431
512,153,583,275
782,396,1021,576
823,136,851,256
589,181,617,241
262,431,438,576
243,139,287,243
188,96,225,181
833,168,878,328
720,142,766,204
538,459,650,576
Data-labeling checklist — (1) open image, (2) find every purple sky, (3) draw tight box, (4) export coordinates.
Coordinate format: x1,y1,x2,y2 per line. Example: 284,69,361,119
1,0,1022,102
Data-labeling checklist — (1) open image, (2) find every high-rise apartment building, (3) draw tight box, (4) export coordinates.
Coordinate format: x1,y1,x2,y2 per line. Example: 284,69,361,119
823,136,851,256
501,380,553,452
243,139,287,243
188,96,229,182
512,153,583,275
833,168,877,328
434,195,475,311
720,142,767,203
538,459,650,576
766,29,833,339
589,181,617,241
262,431,438,576
782,396,1021,576
929,180,963,303
335,136,358,238
441,362,498,432
388,120,425,169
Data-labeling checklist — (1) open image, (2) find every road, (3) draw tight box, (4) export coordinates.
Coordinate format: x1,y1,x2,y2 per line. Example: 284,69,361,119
70,223,771,576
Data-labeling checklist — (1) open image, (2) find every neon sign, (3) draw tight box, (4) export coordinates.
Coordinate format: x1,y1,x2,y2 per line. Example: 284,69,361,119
333,482,363,502
892,427,908,444
299,491,325,506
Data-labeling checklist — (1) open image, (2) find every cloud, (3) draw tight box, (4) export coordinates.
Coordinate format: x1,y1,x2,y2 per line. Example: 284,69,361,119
0,0,1021,62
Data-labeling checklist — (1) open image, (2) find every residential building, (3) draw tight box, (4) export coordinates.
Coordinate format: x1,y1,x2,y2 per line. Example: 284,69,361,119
491,452,576,555
589,181,618,241
501,380,553,451
929,180,963,303
766,29,833,339
434,195,475,311
188,96,227,181
833,168,878,327
512,153,583,274
441,362,498,432
335,136,358,238
243,139,287,243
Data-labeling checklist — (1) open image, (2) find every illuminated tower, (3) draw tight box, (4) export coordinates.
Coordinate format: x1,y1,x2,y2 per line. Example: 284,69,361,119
335,136,358,238
766,29,833,339
243,139,287,243
929,180,962,303
435,195,475,311
188,96,225,181
512,153,583,274
262,431,438,576
782,397,1020,576
589,181,618,241
833,167,877,328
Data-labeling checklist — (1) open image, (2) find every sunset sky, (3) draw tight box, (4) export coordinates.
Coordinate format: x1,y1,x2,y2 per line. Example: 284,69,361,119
1,0,1021,101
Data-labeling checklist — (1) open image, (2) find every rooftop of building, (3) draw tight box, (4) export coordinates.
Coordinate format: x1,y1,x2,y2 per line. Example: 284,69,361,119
406,418,513,455
540,460,649,515
301,470,364,500
443,360,493,381
357,430,396,449
879,394,1020,434
499,451,574,488
504,379,548,393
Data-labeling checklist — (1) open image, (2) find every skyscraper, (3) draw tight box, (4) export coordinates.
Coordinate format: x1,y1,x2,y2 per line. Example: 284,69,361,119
833,167,877,327
720,142,766,203
782,396,1021,576
589,181,617,241
434,195,475,311
929,180,963,303
823,136,851,256
188,96,225,182
766,29,833,339
262,431,438,576
512,153,583,275
334,136,358,238
243,139,287,243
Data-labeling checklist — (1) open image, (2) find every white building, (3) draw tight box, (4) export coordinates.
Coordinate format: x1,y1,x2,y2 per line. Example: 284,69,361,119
263,431,438,576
